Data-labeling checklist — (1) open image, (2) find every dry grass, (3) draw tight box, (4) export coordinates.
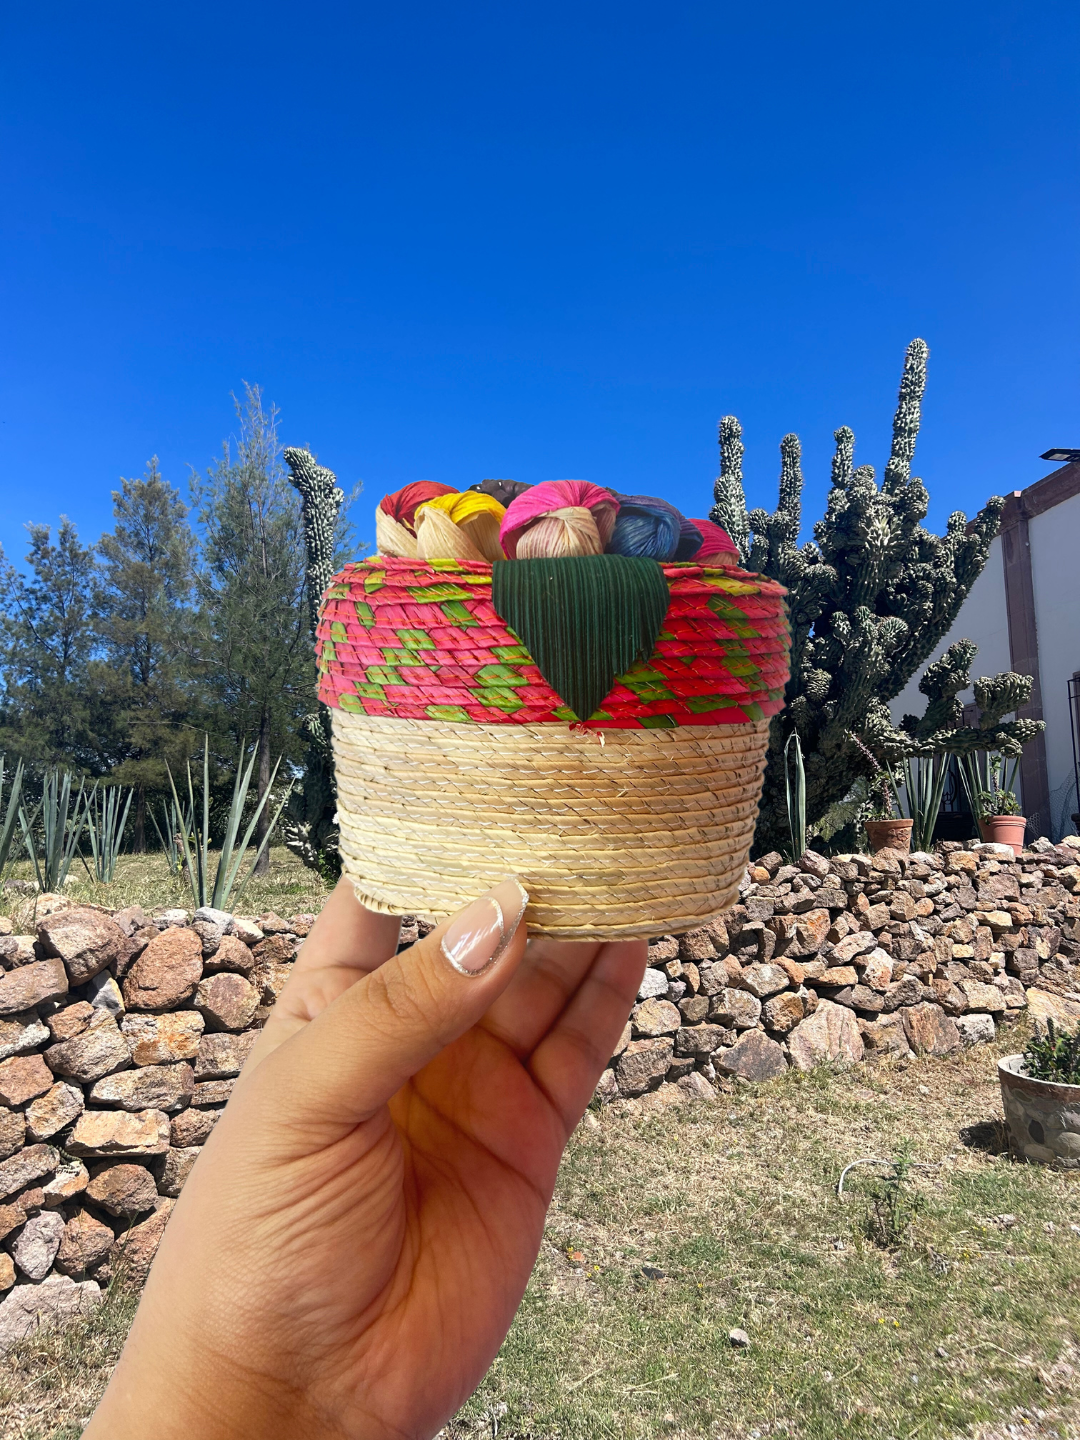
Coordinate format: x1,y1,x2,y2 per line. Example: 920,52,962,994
452,1037,1080,1440
4,1037,1080,1437
0,1285,138,1440
1,846,331,921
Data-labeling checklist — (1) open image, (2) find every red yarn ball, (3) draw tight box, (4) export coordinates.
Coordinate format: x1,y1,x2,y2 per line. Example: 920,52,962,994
380,482,457,529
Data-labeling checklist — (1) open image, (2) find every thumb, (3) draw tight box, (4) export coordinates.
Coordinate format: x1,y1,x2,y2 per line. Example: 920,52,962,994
252,878,530,1131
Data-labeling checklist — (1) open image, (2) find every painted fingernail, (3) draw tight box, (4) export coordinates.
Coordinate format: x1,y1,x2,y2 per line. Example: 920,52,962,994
441,879,529,976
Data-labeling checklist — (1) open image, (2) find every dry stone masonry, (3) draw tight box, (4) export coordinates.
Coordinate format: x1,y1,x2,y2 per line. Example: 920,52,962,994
0,834,1078,1346
0,896,314,1350
596,837,1080,1103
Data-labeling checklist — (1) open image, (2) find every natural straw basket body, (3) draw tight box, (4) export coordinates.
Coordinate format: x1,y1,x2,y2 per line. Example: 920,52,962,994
318,557,789,940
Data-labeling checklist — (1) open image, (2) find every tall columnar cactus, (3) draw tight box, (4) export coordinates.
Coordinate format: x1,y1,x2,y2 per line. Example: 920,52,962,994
711,340,1007,853
282,447,345,877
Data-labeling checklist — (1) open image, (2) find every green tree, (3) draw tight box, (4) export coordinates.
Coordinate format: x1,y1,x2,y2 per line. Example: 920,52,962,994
0,519,101,767
93,459,197,849
192,385,312,872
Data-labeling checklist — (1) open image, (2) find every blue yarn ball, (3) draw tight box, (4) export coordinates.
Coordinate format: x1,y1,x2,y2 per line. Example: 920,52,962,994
607,493,682,561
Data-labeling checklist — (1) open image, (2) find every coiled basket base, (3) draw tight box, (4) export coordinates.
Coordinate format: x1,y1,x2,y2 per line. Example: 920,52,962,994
332,710,770,941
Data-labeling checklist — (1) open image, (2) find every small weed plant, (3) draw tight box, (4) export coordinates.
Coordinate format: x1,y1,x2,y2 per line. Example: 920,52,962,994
1023,1017,1080,1085
862,1142,924,1249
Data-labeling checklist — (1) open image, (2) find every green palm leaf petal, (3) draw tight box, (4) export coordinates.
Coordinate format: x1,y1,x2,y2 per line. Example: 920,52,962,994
491,555,670,723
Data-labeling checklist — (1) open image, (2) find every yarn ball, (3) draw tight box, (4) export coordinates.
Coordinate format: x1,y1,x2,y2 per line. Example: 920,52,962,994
515,506,603,559
500,480,620,559
685,517,740,561
380,481,457,528
376,482,459,558
674,516,704,561
415,490,507,564
606,493,682,562
469,478,534,508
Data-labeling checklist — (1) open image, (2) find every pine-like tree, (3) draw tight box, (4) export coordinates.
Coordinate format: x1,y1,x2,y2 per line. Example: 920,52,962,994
711,340,1005,852
94,459,197,848
0,519,101,768
191,386,312,871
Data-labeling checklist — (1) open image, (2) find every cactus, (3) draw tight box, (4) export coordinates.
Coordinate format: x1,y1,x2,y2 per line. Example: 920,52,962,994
862,641,1045,763
712,340,1007,853
282,447,346,877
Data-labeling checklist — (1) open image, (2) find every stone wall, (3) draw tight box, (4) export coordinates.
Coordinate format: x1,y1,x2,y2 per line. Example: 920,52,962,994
0,897,317,1349
0,836,1078,1346
597,837,1080,1103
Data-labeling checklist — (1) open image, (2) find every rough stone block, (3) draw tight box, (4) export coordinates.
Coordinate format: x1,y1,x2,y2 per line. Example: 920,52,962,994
55,1209,115,1276
0,1275,101,1353
67,1108,170,1158
902,1002,960,1056
0,1145,59,1201
24,1082,84,1143
0,1011,49,1064
195,972,259,1032
121,1011,204,1066
159,1146,200,1197
122,927,203,1011
44,1012,131,1084
955,1013,997,1047
713,1030,787,1082
0,1053,53,1107
9,1210,65,1280
89,1062,194,1114
615,1038,673,1097
36,907,130,985
787,999,864,1071
0,959,68,1017
85,1162,159,1217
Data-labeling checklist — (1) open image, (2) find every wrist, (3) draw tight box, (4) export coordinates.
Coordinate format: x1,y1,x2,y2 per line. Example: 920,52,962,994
85,1333,321,1440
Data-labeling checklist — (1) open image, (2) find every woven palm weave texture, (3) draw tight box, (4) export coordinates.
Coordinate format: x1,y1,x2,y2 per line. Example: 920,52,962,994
317,557,789,728
332,710,771,938
319,555,788,937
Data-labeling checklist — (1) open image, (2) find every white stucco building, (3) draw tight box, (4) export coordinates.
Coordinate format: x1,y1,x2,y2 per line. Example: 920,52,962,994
891,455,1080,840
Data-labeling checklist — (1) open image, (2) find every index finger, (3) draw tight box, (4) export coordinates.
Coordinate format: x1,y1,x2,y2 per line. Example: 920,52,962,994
242,879,402,1072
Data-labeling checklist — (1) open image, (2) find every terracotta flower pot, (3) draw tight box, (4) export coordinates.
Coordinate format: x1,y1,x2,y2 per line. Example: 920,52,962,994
864,818,913,854
999,1055,1080,1167
979,815,1027,856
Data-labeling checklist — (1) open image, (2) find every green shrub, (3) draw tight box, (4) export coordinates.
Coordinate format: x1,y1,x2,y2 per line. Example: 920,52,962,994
1023,1018,1080,1085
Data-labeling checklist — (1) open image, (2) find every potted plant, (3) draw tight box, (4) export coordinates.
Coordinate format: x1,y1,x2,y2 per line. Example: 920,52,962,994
960,751,1027,855
851,736,913,854
999,1019,1080,1168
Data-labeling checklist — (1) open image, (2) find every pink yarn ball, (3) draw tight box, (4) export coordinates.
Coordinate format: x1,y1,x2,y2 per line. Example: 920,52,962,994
500,480,620,559
685,518,740,561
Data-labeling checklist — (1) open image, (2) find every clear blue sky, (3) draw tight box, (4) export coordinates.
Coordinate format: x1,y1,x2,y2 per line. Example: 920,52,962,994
2,1,1078,562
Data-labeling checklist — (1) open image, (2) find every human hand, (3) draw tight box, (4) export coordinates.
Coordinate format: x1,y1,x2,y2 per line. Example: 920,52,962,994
86,878,646,1440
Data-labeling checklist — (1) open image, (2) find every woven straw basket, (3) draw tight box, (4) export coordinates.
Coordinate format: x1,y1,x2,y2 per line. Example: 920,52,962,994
318,557,789,940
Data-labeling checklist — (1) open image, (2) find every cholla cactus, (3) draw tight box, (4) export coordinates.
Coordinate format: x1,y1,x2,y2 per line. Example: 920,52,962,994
282,447,346,877
713,340,1007,853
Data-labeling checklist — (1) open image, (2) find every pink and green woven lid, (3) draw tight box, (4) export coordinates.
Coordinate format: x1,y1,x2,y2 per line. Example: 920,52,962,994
317,557,789,730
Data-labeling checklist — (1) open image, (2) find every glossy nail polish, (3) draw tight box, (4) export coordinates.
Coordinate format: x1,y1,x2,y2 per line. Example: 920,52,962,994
441,879,529,976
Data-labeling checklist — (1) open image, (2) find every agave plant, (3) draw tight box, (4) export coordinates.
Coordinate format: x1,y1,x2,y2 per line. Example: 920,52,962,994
165,736,288,910
959,750,1022,822
888,754,952,853
784,730,807,860
149,795,194,877
86,784,133,883
0,756,26,879
19,768,90,893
